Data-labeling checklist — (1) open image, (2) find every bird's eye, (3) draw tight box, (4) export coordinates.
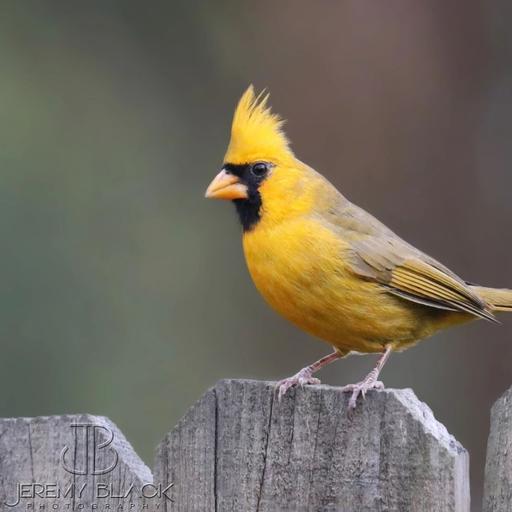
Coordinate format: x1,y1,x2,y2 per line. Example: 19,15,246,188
251,162,269,178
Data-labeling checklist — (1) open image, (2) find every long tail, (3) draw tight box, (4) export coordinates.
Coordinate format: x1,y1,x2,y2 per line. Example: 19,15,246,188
471,286,512,312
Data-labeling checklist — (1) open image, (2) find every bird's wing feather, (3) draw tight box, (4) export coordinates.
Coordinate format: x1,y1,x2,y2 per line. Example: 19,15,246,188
325,201,496,322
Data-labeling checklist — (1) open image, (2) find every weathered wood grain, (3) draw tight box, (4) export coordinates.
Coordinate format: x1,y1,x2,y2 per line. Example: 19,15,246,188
154,388,217,511
155,379,470,512
483,386,512,511
0,414,158,511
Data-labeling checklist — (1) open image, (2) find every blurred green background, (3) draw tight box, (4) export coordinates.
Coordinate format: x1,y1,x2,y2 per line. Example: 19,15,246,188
1,2,511,508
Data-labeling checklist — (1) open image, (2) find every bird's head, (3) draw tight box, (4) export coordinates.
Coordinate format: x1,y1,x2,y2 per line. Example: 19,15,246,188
205,86,313,232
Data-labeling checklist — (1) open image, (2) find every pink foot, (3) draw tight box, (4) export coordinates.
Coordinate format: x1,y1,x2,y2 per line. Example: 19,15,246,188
341,379,384,410
276,368,321,400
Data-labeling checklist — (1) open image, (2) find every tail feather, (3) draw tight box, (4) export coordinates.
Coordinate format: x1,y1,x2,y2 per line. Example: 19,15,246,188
471,286,512,312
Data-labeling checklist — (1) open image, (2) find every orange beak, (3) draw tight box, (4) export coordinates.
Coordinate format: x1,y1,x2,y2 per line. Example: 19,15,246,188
204,170,248,200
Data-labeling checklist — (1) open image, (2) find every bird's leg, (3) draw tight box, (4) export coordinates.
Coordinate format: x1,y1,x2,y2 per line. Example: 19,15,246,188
277,349,343,400
341,345,392,410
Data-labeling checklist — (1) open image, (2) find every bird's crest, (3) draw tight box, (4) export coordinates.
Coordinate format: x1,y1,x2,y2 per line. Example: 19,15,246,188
224,85,294,165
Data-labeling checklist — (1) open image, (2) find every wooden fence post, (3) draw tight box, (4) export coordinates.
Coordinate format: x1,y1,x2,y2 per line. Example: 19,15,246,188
154,379,470,512
483,386,512,511
0,414,157,510
0,380,471,511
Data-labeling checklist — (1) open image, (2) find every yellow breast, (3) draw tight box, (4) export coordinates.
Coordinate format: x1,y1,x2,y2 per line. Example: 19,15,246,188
242,216,439,354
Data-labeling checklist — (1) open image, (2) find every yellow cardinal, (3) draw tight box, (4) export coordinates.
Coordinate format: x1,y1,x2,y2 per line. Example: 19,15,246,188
205,86,512,409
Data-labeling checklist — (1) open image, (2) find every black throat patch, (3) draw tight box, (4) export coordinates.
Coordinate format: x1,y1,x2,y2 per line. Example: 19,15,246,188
224,163,266,232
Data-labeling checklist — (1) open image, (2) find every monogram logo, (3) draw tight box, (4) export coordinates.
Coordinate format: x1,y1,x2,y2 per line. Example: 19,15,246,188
60,423,118,475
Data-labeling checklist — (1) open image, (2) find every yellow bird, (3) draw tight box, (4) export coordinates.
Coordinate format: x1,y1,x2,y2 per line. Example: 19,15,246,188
205,86,512,409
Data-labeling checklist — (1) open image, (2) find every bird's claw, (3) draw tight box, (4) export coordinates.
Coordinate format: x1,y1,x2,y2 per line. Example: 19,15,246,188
341,379,384,410
276,369,321,400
